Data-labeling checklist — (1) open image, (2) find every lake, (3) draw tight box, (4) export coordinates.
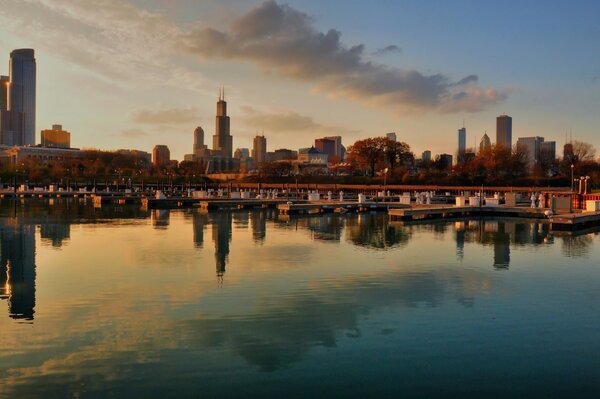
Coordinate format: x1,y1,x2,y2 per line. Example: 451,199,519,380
1,199,600,398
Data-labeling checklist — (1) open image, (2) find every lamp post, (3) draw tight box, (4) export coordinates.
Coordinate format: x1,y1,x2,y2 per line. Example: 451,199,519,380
383,167,389,195
571,164,574,192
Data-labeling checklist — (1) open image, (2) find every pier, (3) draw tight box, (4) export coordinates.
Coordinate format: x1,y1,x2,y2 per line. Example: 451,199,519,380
278,201,410,215
388,205,549,221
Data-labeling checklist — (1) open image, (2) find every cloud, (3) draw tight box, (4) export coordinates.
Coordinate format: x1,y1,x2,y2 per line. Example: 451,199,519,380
132,107,200,125
185,0,507,113
239,106,356,136
372,45,401,56
0,0,209,92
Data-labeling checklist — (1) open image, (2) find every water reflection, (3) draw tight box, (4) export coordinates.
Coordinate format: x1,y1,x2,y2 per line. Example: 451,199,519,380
0,222,36,320
212,212,232,277
2,199,600,398
1,198,599,324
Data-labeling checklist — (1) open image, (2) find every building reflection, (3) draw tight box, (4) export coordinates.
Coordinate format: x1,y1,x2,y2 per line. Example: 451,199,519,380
152,209,170,228
346,214,410,249
0,222,36,321
250,210,267,243
192,210,208,248
40,223,70,247
211,212,232,278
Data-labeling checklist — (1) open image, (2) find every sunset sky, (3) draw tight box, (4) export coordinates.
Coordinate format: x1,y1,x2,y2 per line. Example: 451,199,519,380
1,0,598,159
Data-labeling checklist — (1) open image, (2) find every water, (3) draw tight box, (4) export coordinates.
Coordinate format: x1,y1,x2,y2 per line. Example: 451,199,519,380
1,199,600,398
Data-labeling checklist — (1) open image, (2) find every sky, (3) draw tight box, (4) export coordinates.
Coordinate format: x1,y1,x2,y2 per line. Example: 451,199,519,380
0,0,598,160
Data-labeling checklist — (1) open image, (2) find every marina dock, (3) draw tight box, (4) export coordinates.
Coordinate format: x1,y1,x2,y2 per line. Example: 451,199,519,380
549,211,600,231
388,205,549,221
278,201,410,215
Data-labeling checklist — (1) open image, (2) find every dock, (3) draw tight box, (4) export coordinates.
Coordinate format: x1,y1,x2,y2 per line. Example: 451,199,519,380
549,211,600,231
388,205,549,221
200,199,291,210
278,201,410,215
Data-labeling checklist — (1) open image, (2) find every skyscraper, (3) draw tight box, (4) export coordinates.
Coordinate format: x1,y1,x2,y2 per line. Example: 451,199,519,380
315,137,336,162
212,87,232,158
193,126,205,156
152,145,170,167
386,132,397,141
496,114,512,150
0,75,9,145
480,133,492,152
516,136,544,170
252,135,267,165
0,75,8,110
8,49,37,146
458,127,466,153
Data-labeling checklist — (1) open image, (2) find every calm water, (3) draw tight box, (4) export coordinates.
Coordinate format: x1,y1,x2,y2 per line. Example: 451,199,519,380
1,199,600,398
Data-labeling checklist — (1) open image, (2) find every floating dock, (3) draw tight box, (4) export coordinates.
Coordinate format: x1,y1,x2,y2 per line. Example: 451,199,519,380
278,201,410,215
388,205,549,221
549,211,600,231
200,199,291,210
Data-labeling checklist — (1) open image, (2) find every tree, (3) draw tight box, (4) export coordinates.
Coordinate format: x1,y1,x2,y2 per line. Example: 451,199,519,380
571,141,596,164
347,137,412,177
384,140,412,171
347,138,385,177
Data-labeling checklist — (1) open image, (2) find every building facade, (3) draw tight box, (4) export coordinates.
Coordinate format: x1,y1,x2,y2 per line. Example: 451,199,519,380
152,145,170,167
315,137,336,163
480,133,492,153
41,124,70,148
252,135,267,166
193,126,205,156
298,147,328,164
496,114,512,150
5,49,37,146
422,150,432,162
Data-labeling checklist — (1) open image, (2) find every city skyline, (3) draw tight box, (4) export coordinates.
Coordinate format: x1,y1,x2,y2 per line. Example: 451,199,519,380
0,1,599,159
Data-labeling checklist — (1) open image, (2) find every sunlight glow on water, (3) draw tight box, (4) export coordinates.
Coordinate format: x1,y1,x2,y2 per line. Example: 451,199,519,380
1,199,600,398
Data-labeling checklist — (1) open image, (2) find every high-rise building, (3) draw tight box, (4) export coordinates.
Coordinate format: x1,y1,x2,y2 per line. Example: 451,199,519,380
193,126,205,156
422,150,432,162
516,136,544,170
212,87,232,158
7,49,36,146
0,75,9,145
315,137,337,163
540,141,556,163
0,75,7,110
458,127,466,154
323,136,344,161
496,114,512,150
480,133,492,153
438,153,453,169
386,132,397,142
41,124,70,148
252,135,267,165
152,145,170,167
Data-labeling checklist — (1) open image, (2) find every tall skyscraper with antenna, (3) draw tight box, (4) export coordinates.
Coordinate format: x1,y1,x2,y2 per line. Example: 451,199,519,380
458,126,466,153
212,86,232,158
